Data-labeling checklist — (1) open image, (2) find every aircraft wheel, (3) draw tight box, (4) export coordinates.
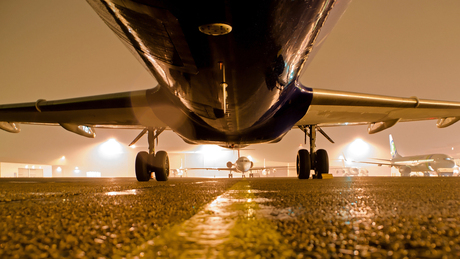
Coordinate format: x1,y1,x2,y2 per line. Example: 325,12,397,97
424,172,430,177
297,149,311,179
135,151,151,182
315,149,329,179
153,151,169,181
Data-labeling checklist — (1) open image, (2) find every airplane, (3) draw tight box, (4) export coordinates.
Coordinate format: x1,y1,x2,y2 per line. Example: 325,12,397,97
355,135,456,177
2,1,460,182
184,151,287,178
333,167,369,177
330,157,368,177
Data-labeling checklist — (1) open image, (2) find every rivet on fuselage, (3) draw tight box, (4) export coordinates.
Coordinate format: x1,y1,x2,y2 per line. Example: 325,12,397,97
199,23,232,36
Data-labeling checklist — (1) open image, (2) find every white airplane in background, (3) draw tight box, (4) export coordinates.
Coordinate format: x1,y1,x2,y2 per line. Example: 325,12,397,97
331,157,368,177
185,150,288,178
358,135,456,177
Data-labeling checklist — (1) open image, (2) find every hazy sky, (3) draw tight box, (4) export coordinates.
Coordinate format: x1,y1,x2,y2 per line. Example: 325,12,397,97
1,1,460,176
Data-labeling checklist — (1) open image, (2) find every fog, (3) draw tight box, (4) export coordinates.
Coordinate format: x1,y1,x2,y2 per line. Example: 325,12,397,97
1,1,460,177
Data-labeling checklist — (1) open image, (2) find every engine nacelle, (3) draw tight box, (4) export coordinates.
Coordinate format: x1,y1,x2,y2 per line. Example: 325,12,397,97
250,161,254,168
227,161,233,168
399,166,411,174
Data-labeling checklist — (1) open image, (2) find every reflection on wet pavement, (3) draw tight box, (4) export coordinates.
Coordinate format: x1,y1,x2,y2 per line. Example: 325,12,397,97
106,189,138,196
2,177,460,258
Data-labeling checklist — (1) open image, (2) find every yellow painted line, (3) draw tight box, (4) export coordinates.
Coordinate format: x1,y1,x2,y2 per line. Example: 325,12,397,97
127,180,296,258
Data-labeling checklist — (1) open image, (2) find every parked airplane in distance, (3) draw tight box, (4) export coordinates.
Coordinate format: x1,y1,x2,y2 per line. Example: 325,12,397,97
357,135,456,177
184,151,288,178
331,157,368,177
3,1,460,181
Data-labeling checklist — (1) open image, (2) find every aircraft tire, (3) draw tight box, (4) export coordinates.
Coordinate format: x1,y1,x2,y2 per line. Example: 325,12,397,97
315,149,329,179
135,151,151,182
297,149,311,179
153,151,169,181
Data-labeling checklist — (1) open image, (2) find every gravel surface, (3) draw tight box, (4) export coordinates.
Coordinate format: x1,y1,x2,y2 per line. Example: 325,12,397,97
250,177,460,258
1,177,460,258
0,178,238,258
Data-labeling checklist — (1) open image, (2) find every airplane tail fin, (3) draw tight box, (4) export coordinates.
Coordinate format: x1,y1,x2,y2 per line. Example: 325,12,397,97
389,134,402,159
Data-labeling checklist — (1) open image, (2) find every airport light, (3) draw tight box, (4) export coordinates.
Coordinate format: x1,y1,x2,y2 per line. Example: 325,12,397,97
345,138,373,161
74,167,81,175
98,138,124,159
197,145,227,161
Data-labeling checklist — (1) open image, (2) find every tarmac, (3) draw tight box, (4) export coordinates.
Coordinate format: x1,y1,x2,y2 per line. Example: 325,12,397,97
1,176,460,258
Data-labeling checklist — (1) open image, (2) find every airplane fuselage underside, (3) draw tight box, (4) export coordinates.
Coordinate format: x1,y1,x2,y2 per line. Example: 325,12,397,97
87,0,343,145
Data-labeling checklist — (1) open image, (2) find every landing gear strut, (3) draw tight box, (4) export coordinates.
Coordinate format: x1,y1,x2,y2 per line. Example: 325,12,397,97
132,127,169,182
297,125,331,180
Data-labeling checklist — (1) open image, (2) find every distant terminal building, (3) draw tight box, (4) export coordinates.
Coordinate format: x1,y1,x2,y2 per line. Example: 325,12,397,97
0,162,52,177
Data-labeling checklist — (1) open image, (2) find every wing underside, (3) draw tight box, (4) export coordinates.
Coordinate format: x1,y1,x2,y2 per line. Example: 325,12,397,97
0,89,167,133
296,88,460,132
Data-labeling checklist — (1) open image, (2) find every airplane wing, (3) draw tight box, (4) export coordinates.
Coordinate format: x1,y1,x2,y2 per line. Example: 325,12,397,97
351,160,394,167
296,88,460,133
181,165,290,172
0,88,167,136
185,167,236,171
250,166,292,171
351,159,433,167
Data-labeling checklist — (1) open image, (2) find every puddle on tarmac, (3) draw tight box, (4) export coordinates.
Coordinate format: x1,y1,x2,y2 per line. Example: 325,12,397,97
226,190,279,194
105,189,138,196
28,192,62,196
8,181,39,184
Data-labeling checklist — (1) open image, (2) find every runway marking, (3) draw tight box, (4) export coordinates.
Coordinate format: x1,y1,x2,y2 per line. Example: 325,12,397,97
126,180,296,258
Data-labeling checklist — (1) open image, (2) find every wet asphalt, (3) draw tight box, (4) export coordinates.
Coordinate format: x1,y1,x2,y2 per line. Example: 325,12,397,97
1,177,460,258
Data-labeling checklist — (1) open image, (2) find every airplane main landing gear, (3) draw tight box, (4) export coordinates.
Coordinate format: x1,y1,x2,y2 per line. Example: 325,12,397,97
135,151,151,181
314,149,329,179
132,128,169,182
297,149,311,179
297,125,331,180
